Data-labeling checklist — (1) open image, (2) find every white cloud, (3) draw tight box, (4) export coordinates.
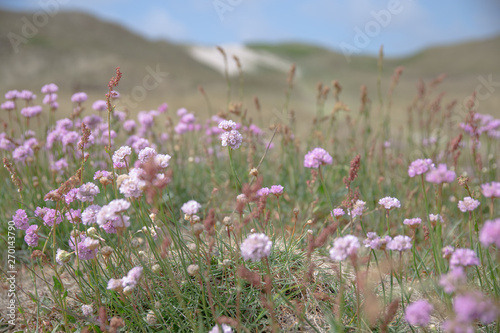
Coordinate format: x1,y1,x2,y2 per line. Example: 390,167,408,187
132,8,189,41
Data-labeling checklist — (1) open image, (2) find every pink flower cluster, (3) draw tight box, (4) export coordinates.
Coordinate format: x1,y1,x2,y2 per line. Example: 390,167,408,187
329,235,359,261
303,147,333,168
240,233,272,262
425,164,456,184
408,159,433,177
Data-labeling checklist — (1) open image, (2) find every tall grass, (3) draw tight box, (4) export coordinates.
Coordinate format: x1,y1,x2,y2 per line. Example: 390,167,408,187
1,53,499,333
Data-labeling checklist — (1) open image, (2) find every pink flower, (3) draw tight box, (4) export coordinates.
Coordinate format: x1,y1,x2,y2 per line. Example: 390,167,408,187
405,300,433,326
331,208,345,218
71,92,88,103
256,187,270,197
457,197,480,212
450,248,479,268
350,200,366,217
481,182,500,198
363,232,391,250
329,235,360,261
439,267,466,293
41,83,58,94
241,233,272,262
479,218,500,248
181,200,201,216
303,147,333,168
387,235,412,251
13,209,30,230
425,164,456,184
24,225,39,247
378,197,400,210
220,130,243,149
403,218,422,228
408,159,433,177
270,185,284,196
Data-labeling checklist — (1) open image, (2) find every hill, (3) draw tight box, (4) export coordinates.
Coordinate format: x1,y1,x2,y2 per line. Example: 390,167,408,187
1,9,499,126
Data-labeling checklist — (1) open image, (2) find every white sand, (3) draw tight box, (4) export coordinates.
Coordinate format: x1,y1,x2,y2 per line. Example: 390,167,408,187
188,44,297,76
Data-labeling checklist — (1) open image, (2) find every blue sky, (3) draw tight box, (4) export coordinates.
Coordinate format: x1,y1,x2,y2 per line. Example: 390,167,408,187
2,0,500,57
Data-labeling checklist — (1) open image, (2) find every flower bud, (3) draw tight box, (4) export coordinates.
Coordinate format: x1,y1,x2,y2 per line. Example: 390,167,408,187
152,264,161,274
222,216,232,226
188,243,197,253
101,246,113,258
187,264,199,276
123,286,134,295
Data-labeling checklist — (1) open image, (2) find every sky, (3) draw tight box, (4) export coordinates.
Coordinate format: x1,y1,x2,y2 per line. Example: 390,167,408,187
1,0,500,57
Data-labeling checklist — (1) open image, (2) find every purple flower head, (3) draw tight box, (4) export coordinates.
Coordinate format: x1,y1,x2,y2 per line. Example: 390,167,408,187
61,131,80,148
450,248,479,268
18,90,35,101
65,209,82,223
363,232,391,250
331,208,345,218
76,183,100,202
82,205,101,225
220,130,243,149
481,182,500,198
256,187,270,197
92,100,107,111
123,120,136,132
43,93,58,104
480,218,500,248
131,137,151,153
453,292,498,325
425,164,456,184
70,235,99,260
21,106,43,118
107,278,123,291
13,209,30,230
138,111,154,128
154,154,171,168
181,200,201,216
24,225,39,247
64,188,79,204
270,185,284,196
122,266,143,289
158,102,168,113
387,235,412,252
378,196,401,210
39,208,63,227
329,235,360,261
138,147,157,162
350,200,366,218
96,199,131,229
304,147,333,168
403,217,422,228
1,101,15,111
177,108,188,116
119,168,145,198
218,120,237,131
439,267,466,293
112,146,132,168
442,245,454,259
5,90,19,100
12,146,34,163
71,92,88,103
429,214,443,224
41,83,58,94
49,158,68,175
405,300,433,326
241,233,272,262
458,197,480,213
408,159,433,177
